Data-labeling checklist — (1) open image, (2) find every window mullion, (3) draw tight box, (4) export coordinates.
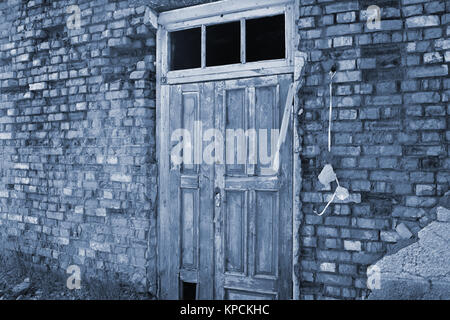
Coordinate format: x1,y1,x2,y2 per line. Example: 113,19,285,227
201,25,206,68
240,19,246,64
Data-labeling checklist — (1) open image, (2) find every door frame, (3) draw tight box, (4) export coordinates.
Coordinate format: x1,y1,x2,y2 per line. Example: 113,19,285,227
155,0,305,300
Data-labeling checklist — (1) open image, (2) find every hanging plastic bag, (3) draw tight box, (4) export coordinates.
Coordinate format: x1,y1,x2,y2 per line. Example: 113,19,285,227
318,164,337,188
335,186,349,201
315,164,349,216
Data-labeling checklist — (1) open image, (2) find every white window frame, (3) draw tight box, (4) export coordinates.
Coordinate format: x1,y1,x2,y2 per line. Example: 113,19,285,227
157,0,296,85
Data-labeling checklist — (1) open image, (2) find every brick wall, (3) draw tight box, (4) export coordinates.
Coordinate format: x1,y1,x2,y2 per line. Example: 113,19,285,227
297,0,449,299
0,0,158,293
0,0,448,300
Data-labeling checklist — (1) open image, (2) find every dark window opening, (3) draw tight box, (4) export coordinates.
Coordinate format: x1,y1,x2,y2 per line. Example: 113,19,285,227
170,28,201,71
206,21,241,67
246,14,285,63
182,282,197,300
169,13,287,70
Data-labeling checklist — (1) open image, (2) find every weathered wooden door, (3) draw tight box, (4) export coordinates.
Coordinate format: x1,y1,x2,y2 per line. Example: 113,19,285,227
163,74,293,299
213,75,293,300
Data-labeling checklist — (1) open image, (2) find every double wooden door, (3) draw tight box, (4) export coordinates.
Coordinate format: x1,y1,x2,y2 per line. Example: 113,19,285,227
160,74,293,300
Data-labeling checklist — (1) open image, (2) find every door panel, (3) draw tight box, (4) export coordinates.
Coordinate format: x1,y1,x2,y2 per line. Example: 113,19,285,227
225,88,247,175
255,190,278,278
180,188,197,269
255,85,279,175
166,74,292,300
181,91,199,173
224,190,247,274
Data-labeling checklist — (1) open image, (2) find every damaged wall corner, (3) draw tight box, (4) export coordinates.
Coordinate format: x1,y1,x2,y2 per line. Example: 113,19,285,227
144,6,159,30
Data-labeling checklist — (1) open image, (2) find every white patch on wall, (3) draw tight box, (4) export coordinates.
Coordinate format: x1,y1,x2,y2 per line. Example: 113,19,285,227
66,265,81,290
66,5,81,30
366,5,381,30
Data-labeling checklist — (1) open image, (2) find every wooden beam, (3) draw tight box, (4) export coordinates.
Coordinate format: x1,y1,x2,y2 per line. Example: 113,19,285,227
159,0,293,26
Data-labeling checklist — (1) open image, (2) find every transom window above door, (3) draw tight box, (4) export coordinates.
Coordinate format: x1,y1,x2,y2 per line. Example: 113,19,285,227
158,0,296,84
170,14,286,71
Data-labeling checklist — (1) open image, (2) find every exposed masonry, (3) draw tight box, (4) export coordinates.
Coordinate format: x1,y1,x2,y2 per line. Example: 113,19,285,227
0,0,159,293
0,0,449,299
368,201,450,300
297,0,449,299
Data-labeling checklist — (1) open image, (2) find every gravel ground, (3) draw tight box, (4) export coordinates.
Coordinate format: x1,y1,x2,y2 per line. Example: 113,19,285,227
0,252,153,300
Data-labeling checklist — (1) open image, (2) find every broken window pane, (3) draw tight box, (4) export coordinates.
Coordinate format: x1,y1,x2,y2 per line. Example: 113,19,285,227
170,28,201,71
246,15,285,63
206,21,241,67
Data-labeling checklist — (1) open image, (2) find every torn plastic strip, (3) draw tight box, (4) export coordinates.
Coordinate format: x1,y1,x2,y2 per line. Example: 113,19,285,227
328,71,336,152
314,70,349,216
314,163,349,216
315,191,336,216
